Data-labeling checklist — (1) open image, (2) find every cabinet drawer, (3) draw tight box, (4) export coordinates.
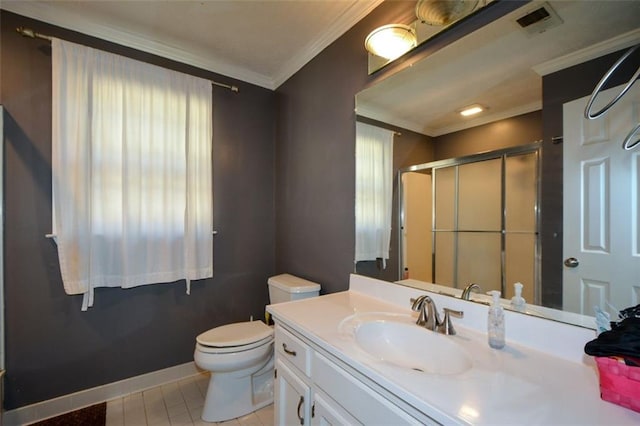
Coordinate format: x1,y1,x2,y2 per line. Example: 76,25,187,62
275,325,312,377
313,352,427,425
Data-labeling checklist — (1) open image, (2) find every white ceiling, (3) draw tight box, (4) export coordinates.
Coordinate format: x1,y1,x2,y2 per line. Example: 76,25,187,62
356,0,640,136
1,0,383,90
4,0,639,125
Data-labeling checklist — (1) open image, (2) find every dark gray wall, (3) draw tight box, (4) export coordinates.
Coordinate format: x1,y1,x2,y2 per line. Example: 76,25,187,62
1,11,275,409
0,0,527,410
274,0,524,294
273,2,416,294
434,111,542,160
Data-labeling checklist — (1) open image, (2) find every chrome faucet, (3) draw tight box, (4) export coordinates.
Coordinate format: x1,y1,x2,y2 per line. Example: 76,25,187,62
410,295,464,335
411,295,440,330
461,283,480,300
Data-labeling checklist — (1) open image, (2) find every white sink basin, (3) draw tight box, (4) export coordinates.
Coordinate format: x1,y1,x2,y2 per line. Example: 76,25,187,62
353,320,473,375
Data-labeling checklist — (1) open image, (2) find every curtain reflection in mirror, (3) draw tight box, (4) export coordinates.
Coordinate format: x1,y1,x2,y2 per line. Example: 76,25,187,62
355,123,395,267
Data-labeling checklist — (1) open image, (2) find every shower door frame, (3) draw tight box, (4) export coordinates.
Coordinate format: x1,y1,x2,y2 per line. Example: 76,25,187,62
0,106,4,372
398,142,541,302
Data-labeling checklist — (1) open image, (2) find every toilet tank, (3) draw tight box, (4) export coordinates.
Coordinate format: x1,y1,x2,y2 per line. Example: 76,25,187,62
268,274,320,304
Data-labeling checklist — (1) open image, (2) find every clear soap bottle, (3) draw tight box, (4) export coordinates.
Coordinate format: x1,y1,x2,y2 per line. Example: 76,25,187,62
510,282,526,312
488,290,505,349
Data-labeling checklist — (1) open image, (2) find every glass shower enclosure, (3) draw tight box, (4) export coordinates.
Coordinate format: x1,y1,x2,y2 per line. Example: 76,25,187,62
399,143,540,303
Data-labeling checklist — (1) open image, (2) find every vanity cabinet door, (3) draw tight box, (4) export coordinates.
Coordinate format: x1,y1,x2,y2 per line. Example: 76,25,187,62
311,391,361,426
275,359,311,426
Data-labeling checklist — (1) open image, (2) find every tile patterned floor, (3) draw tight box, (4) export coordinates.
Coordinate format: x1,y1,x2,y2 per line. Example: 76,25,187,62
105,373,274,426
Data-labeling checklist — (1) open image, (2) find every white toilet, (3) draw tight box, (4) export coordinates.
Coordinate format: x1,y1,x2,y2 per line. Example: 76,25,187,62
194,273,320,423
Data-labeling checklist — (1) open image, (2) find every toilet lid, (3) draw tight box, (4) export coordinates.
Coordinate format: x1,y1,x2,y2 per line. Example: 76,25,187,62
197,321,273,348
195,336,273,354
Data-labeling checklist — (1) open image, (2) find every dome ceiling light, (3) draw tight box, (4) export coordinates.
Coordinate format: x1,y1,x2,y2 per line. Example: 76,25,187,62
364,24,417,61
415,0,479,26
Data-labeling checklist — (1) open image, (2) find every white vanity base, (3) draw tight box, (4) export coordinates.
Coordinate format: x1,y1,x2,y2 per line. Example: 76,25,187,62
267,274,640,425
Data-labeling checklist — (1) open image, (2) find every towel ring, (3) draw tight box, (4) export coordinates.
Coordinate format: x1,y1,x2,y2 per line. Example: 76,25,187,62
584,43,640,120
622,122,640,151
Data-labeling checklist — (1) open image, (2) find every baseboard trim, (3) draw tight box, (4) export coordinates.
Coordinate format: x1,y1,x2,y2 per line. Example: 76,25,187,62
3,362,201,426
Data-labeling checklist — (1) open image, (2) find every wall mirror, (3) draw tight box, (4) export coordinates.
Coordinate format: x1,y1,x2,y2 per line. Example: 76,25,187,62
355,0,640,328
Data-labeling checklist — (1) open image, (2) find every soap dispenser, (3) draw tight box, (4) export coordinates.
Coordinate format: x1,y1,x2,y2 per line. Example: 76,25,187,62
510,282,526,312
488,290,505,349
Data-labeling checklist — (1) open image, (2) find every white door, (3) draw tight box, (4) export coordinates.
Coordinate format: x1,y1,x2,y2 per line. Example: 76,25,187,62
563,83,640,316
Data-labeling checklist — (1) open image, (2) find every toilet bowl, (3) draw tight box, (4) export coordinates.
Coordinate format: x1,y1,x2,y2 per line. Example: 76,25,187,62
194,321,275,422
194,274,320,423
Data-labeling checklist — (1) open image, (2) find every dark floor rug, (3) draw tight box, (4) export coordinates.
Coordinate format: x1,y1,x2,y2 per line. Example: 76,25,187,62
31,402,106,426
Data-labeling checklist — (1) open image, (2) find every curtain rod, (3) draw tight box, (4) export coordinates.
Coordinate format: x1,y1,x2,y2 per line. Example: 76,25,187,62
16,26,240,93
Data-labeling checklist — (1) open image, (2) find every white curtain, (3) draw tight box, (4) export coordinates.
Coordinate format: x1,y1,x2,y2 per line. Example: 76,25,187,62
51,38,213,310
355,122,394,266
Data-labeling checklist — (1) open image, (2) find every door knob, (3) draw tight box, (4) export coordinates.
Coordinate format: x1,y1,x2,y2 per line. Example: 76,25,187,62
564,257,579,268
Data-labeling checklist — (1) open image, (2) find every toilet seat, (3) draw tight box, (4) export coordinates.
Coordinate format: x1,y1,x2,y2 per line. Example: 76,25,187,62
196,321,274,354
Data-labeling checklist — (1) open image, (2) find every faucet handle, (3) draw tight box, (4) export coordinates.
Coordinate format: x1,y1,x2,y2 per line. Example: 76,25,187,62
437,308,464,335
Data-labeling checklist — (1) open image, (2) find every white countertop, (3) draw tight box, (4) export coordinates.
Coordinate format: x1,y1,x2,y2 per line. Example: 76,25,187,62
267,274,640,425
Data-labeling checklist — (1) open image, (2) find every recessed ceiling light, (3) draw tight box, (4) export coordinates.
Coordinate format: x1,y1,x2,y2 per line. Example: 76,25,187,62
459,104,485,116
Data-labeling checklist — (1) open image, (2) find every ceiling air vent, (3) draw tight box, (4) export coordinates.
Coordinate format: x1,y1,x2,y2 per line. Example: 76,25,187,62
515,2,563,36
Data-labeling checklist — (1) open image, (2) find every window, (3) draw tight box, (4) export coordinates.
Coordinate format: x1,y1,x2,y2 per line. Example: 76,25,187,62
51,39,213,310
355,122,394,266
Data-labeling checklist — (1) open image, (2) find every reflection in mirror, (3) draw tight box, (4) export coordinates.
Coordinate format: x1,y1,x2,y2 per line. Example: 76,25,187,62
355,0,640,328
355,122,395,268
400,144,540,303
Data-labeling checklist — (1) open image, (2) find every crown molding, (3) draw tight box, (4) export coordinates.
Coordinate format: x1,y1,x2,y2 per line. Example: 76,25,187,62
355,104,425,136
272,0,385,88
357,101,542,138
534,29,640,77
3,1,383,91
2,1,277,89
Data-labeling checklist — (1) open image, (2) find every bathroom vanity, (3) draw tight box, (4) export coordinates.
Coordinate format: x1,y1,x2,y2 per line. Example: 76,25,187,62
274,323,423,424
266,274,640,425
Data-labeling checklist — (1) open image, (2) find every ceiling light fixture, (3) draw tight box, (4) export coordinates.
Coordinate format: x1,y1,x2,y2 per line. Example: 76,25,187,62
459,104,485,116
364,24,417,61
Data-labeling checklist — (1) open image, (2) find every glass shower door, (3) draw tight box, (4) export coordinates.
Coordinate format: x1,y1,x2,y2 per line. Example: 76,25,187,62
456,158,502,292
425,146,539,300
